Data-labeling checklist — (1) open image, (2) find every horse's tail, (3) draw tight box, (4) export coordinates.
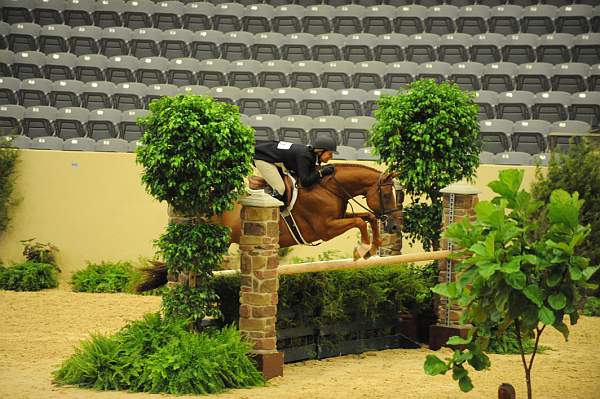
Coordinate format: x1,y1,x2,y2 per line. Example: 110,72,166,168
135,261,168,293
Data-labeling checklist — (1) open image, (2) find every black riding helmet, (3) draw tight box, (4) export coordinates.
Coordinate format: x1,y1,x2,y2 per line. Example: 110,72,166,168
313,136,337,153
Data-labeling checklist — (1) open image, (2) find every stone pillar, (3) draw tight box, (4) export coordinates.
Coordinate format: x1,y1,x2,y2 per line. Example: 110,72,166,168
238,190,284,380
429,182,479,351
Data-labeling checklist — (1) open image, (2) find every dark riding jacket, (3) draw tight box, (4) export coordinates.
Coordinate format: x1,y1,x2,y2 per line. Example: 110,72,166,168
254,140,321,187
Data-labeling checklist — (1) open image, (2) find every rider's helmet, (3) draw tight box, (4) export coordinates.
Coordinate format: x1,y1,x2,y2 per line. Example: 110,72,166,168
313,136,337,153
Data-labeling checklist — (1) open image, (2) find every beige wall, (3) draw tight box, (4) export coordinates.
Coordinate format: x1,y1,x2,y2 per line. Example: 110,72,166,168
0,150,541,281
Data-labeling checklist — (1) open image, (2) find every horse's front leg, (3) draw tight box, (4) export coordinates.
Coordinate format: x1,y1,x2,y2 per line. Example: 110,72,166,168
345,212,381,256
321,217,372,260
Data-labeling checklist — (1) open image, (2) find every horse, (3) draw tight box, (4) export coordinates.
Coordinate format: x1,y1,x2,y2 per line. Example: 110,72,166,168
136,163,403,292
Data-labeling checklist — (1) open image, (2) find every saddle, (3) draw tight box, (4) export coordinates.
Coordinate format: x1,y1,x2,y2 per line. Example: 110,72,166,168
248,174,296,210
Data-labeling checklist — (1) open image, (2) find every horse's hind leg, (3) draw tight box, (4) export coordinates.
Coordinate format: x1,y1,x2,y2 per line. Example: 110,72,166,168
320,217,372,260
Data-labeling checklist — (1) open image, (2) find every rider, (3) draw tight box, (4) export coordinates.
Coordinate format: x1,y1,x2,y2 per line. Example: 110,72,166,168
254,136,337,206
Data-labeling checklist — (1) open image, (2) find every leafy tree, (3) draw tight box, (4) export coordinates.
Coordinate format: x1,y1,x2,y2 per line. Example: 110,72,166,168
136,95,254,322
370,79,480,250
424,169,598,399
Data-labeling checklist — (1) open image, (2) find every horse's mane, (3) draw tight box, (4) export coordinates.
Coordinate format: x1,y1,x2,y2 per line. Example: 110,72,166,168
333,163,382,175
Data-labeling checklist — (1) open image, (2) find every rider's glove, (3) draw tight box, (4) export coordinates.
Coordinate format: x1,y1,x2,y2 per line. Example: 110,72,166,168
320,165,335,177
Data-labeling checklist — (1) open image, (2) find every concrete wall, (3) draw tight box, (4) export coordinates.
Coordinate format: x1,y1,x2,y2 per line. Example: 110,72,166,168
0,150,541,281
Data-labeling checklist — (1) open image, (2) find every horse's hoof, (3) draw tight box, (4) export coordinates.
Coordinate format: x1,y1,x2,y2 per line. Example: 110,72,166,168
354,243,371,260
362,251,372,260
369,246,378,257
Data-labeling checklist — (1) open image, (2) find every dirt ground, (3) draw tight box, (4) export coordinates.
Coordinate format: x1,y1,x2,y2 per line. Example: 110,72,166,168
1,289,599,399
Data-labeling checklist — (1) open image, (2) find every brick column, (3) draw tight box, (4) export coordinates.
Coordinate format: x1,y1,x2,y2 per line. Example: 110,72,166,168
429,182,479,351
239,190,284,380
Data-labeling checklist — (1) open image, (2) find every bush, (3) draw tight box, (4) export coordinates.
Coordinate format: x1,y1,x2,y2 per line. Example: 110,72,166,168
0,143,19,236
583,297,600,317
53,313,264,395
20,238,59,266
0,261,58,291
71,262,139,293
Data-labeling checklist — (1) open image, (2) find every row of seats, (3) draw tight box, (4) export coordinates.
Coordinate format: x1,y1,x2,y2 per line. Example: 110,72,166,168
480,150,555,165
3,1,599,35
4,23,600,64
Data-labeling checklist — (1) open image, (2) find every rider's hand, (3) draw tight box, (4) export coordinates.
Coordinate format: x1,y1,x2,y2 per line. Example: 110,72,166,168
320,165,335,177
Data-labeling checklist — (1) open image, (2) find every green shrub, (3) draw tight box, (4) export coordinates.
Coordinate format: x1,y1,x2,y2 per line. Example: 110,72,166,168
53,313,264,395
20,238,59,266
71,262,139,293
0,143,19,236
0,261,58,291
583,297,600,317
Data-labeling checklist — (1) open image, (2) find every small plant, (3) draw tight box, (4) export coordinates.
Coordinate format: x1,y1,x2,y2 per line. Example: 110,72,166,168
583,297,600,317
424,169,598,399
20,238,59,267
71,261,139,293
53,313,265,395
0,142,19,237
0,261,58,291
162,284,221,325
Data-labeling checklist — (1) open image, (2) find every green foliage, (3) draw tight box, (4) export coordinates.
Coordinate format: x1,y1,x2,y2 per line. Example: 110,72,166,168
0,261,58,291
53,313,264,394
531,140,600,294
155,222,230,275
370,79,480,250
72,261,138,293
0,143,19,236
20,238,59,266
136,94,254,216
583,297,600,317
162,284,221,324
212,264,436,330
424,169,598,396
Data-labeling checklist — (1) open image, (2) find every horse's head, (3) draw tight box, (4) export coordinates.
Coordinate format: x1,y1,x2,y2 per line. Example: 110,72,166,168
366,171,403,234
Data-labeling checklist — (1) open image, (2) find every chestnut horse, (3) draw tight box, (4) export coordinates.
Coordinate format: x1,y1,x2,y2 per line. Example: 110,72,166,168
136,164,402,292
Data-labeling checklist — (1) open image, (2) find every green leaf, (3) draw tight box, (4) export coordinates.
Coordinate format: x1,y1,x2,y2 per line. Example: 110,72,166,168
478,261,499,279
569,265,583,281
468,352,490,371
431,283,458,299
501,258,521,274
582,266,600,281
538,306,556,325
548,293,567,310
452,366,468,381
474,202,504,228
424,355,450,376
459,375,474,392
447,335,472,345
553,320,570,341
546,269,562,287
505,271,527,290
548,189,580,229
523,285,544,307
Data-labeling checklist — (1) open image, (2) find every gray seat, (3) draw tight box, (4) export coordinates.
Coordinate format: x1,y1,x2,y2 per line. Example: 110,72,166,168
0,104,25,135
537,33,574,64
312,33,345,62
242,4,274,34
18,78,52,107
212,2,244,33
278,114,312,144
95,137,129,152
532,91,571,122
178,84,210,96
417,61,451,83
425,5,459,35
282,33,315,62
208,86,240,104
494,151,533,165
474,90,499,119
34,0,65,26
123,0,155,30
120,108,149,141
54,106,88,139
249,113,281,141
482,62,518,93
44,52,77,81
300,88,335,117
497,90,535,121
82,81,116,110
113,82,146,111
343,116,375,149
137,56,168,85
362,5,395,35
130,28,162,58
520,5,557,35
356,146,379,161
302,5,335,35
49,79,84,108
30,135,63,150
438,33,471,64
571,33,600,65
8,23,42,53
322,60,354,90
238,86,271,116
75,54,107,83
258,60,291,89
100,27,133,57
197,58,230,87
160,29,193,59
393,5,426,35
589,63,600,91
69,25,102,56
512,119,551,154
385,61,418,90
2,0,34,24
333,4,365,35
191,30,224,60
516,62,553,93
221,31,254,61
552,62,589,93
1,134,31,148
449,61,484,91
373,33,407,64
548,120,592,152
310,115,344,146
144,83,178,107
556,5,593,35
39,24,72,54
272,5,305,35
479,150,495,164
570,91,600,128
0,77,20,104
93,0,126,28
167,57,201,86
251,32,284,61
63,0,94,27
290,60,323,89
106,55,139,84
470,33,505,64
456,5,490,35
479,118,513,153
63,136,95,151
353,61,385,90
334,145,358,160
23,105,56,138
0,23,10,51
333,88,366,118
343,33,377,63
0,50,16,77
364,88,396,116
488,4,523,35
153,1,184,30
270,87,303,116
405,33,440,63
183,2,214,32
228,59,260,88
12,50,45,79
87,108,121,140
502,33,539,64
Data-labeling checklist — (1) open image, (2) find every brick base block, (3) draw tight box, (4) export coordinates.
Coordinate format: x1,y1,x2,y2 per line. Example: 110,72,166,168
254,351,284,380
429,324,471,351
